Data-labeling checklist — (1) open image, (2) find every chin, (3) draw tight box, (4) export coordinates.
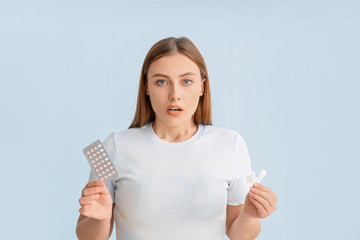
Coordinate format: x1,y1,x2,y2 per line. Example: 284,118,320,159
158,116,191,126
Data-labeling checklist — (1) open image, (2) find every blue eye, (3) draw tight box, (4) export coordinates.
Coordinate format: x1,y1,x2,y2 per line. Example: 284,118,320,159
183,79,193,85
156,79,193,86
156,80,166,85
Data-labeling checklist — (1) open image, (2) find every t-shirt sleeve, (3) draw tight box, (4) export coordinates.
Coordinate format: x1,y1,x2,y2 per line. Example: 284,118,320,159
227,133,252,205
88,133,116,203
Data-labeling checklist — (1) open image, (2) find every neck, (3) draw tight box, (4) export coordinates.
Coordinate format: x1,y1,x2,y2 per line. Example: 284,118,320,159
152,119,198,143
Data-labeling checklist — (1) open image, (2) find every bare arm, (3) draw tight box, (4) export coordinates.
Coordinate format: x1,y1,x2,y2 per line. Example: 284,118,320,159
228,210,261,240
75,180,115,240
76,203,115,240
228,183,278,240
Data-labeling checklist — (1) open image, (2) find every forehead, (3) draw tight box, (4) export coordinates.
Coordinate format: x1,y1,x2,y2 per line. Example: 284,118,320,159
148,54,200,77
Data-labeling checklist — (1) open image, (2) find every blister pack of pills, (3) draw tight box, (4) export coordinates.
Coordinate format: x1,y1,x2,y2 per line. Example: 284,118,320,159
245,169,267,187
82,139,119,181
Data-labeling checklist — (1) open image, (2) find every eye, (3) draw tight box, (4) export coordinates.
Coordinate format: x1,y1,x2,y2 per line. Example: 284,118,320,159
156,80,167,85
183,79,193,85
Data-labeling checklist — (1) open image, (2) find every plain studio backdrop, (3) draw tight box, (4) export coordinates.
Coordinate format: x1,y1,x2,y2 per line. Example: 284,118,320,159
0,0,358,239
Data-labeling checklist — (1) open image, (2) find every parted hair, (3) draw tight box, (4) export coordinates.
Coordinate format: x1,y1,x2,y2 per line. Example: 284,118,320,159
129,36,212,128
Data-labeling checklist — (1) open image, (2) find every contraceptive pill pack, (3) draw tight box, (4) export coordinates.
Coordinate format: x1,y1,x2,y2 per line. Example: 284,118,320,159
82,139,119,181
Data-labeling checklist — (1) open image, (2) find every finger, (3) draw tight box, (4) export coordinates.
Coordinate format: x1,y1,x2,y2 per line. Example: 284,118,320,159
250,187,269,199
249,195,268,218
250,187,275,208
79,194,100,206
252,185,278,209
85,180,107,188
82,185,107,197
252,191,276,215
249,191,272,215
79,201,94,216
254,183,272,193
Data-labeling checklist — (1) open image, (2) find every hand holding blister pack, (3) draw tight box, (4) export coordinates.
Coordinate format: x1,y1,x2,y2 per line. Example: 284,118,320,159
245,169,267,187
82,139,119,181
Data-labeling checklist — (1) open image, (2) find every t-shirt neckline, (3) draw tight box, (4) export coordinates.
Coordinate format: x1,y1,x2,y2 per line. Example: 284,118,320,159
145,121,204,148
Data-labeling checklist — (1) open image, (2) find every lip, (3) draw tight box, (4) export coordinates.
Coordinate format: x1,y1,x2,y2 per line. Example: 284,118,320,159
167,105,183,111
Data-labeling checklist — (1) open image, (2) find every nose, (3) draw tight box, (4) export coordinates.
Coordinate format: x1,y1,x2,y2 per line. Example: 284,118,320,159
169,84,181,101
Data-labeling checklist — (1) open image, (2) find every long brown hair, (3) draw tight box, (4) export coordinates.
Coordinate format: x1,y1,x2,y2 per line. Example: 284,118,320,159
129,36,212,128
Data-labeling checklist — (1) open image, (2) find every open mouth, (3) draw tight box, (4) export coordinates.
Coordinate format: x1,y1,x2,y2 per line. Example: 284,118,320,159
167,105,183,115
167,105,183,112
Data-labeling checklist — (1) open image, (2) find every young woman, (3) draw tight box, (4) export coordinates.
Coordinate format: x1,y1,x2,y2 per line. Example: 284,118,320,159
76,37,278,240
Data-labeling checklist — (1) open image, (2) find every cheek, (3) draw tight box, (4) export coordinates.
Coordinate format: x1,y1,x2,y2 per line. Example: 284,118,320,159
188,93,200,109
148,93,166,111
190,90,201,100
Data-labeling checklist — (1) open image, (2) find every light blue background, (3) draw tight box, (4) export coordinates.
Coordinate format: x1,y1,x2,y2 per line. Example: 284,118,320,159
0,0,358,239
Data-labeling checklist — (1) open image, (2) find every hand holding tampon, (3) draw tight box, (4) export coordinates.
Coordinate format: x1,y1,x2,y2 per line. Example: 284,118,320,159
241,169,278,219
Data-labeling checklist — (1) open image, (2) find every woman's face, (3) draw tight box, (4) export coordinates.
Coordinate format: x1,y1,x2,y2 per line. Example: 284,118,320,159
146,53,205,126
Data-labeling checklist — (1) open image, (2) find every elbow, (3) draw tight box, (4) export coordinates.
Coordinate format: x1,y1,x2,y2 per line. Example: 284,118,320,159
75,224,83,240
75,227,80,240
249,220,261,240
228,218,261,240
242,219,261,240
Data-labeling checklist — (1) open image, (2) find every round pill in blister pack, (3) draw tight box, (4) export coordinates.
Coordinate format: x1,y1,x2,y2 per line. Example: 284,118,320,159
83,139,119,181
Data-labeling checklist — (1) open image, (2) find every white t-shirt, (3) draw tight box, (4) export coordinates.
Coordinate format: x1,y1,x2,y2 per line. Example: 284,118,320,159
88,121,252,240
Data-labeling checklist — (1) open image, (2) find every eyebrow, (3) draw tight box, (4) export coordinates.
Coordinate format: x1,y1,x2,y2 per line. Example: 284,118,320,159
151,72,197,79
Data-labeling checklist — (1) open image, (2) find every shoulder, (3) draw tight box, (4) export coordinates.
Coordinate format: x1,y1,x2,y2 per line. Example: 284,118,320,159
203,124,244,146
203,124,241,138
104,125,147,143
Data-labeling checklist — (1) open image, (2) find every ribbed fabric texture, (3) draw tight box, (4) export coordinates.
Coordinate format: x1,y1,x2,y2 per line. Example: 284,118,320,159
88,121,252,240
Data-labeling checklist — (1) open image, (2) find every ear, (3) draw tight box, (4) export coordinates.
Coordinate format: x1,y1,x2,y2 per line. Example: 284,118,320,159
200,78,205,95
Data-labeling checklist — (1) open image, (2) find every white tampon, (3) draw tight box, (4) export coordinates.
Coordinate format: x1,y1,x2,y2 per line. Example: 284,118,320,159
255,169,266,183
245,171,256,185
245,169,267,187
